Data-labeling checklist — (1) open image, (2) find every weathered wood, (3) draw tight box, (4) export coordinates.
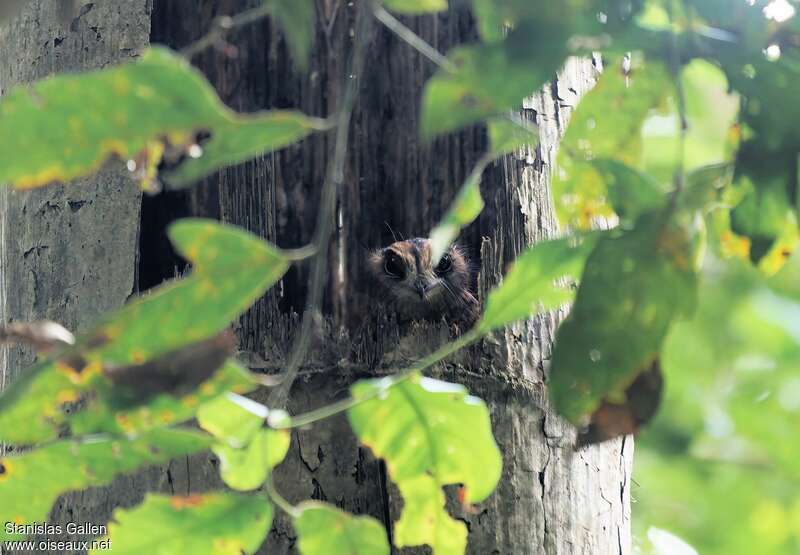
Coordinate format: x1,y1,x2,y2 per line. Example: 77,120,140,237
0,1,153,551
0,1,631,553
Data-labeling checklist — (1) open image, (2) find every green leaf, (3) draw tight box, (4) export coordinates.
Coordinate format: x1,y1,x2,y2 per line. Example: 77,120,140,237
394,475,467,554
428,160,486,264
421,19,568,138
549,216,697,423
479,233,602,332
349,375,501,503
429,118,538,264
90,218,289,364
487,117,538,157
349,375,497,554
94,492,272,555
0,47,322,190
555,60,672,228
0,220,284,443
0,429,211,540
69,360,257,437
265,0,315,69
198,392,268,447
383,0,447,14
212,428,290,491
294,502,390,555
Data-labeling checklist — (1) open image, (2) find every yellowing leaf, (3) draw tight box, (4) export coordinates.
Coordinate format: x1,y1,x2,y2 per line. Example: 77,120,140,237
0,47,323,190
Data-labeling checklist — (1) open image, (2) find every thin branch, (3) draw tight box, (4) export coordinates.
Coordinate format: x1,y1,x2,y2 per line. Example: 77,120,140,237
181,4,272,59
273,329,481,429
372,3,535,135
372,5,455,71
265,474,300,518
267,2,373,410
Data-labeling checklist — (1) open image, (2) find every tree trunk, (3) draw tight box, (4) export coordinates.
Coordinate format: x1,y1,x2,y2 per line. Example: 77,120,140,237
0,1,632,554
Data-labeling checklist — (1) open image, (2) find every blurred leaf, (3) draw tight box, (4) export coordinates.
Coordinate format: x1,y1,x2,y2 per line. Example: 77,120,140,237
550,216,697,423
487,117,538,157
213,428,290,491
394,475,467,555
0,429,211,540
265,0,315,70
294,502,390,555
577,359,663,447
641,60,739,182
638,256,800,554
555,60,672,227
593,159,665,224
428,158,487,264
94,493,272,555
648,527,699,555
479,233,601,331
0,47,322,190
470,0,538,42
383,0,447,14
730,177,796,266
198,393,268,447
421,14,570,138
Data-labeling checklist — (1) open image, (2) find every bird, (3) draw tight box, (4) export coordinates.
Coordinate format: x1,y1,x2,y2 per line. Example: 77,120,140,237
368,238,479,329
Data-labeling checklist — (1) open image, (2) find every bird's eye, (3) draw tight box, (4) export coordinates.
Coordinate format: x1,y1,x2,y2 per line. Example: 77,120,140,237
384,251,405,279
435,253,453,275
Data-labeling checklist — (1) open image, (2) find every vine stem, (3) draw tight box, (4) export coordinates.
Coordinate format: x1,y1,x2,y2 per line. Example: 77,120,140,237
181,4,272,59
372,4,456,72
274,328,481,430
267,2,373,410
265,474,300,518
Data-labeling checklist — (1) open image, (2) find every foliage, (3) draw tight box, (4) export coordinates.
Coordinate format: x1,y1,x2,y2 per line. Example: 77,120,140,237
0,0,799,553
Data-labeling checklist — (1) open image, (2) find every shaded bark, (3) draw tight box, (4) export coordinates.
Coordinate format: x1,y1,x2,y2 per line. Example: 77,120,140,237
0,1,631,553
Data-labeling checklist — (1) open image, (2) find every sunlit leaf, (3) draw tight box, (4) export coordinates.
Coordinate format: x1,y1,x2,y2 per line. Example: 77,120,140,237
383,0,447,14
265,0,315,69
294,502,390,555
198,393,268,447
213,429,290,491
0,429,211,540
349,375,501,503
549,216,697,423
94,493,272,555
0,47,323,190
479,233,602,331
555,59,672,228
394,475,467,555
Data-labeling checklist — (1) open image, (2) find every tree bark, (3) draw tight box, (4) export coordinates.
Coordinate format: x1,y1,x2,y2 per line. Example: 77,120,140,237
0,1,632,554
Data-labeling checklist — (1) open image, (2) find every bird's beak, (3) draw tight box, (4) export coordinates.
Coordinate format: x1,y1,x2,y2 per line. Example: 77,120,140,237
415,282,427,300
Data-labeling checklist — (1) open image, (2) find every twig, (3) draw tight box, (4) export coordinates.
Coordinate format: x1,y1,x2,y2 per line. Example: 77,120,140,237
267,2,373,410
273,329,480,429
265,474,301,518
372,4,455,71
181,4,272,59
372,3,534,135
